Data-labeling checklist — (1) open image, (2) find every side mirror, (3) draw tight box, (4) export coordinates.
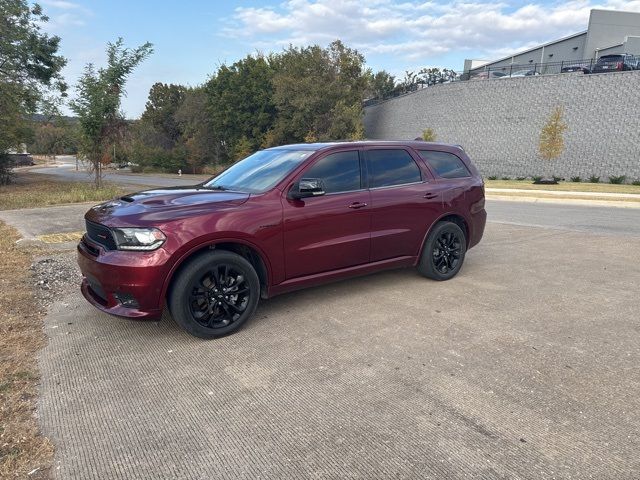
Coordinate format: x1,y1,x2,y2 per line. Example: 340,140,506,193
289,178,326,199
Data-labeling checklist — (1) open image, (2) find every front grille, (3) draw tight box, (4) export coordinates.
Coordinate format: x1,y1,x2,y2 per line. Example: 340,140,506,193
85,220,117,250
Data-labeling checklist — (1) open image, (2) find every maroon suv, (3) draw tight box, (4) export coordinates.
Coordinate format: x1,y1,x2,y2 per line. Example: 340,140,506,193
78,141,486,338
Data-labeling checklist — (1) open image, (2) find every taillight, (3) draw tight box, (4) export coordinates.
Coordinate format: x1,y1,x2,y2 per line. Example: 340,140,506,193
471,198,485,214
617,62,623,70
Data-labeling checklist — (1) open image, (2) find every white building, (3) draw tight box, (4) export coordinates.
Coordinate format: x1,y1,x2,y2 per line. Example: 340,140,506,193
464,9,640,72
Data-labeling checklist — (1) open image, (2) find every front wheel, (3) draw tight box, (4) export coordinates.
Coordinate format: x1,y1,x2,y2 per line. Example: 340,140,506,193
168,250,260,338
418,221,467,281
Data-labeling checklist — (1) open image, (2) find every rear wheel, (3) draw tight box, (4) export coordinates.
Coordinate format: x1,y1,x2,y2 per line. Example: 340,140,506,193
418,221,467,281
168,250,260,338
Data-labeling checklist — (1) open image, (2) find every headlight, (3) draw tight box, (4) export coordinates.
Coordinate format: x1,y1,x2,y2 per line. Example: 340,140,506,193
111,227,166,251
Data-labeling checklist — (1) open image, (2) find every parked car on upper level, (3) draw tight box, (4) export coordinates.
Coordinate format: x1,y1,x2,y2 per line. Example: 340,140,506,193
77,141,487,338
472,71,507,80
591,54,637,73
561,64,591,74
500,69,540,78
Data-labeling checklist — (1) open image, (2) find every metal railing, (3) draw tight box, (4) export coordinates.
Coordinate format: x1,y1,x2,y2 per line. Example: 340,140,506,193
364,55,640,107
467,55,640,79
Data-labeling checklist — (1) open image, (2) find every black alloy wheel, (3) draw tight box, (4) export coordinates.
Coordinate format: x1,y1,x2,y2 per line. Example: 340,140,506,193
189,263,250,329
169,250,260,338
432,230,462,275
418,221,467,281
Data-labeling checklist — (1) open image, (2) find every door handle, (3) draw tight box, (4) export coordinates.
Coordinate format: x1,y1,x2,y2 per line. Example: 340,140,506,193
348,202,367,209
423,192,438,199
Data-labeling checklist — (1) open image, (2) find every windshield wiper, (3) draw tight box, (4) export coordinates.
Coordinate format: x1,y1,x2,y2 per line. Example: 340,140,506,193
201,184,248,193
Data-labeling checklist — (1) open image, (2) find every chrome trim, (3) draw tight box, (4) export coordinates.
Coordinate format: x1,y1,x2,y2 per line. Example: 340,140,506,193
369,180,426,191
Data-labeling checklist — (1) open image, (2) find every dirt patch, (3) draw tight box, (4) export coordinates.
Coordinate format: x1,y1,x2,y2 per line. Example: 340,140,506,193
31,253,81,310
0,221,54,479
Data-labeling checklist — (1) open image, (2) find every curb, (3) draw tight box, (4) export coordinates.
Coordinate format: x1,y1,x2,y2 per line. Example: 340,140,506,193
486,194,640,209
486,187,640,199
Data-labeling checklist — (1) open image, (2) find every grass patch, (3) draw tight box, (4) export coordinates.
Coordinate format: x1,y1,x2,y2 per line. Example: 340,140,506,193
485,179,640,194
0,173,124,210
0,221,53,478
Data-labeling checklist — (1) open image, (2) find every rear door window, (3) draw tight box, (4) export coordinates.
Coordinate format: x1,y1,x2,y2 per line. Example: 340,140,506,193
366,149,422,188
418,150,471,179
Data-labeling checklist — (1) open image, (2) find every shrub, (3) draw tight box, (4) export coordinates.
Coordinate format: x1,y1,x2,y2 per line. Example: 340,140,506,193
487,175,497,180
609,175,626,184
516,177,526,181
589,175,600,183
570,176,581,182
501,176,510,180
201,165,224,176
553,176,563,182
422,128,436,142
632,180,640,186
532,176,542,183
539,106,567,178
0,154,14,185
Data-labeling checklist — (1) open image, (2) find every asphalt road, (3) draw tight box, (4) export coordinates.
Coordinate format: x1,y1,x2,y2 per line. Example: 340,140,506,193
37,221,640,479
29,156,209,188
487,200,640,236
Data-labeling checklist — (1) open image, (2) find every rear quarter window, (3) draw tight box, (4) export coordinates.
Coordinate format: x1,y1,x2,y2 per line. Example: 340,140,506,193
418,150,471,179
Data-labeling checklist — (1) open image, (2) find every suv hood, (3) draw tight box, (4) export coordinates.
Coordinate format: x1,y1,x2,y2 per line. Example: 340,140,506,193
86,186,250,226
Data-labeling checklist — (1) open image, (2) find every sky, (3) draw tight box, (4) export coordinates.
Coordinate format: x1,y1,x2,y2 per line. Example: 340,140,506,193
39,0,640,118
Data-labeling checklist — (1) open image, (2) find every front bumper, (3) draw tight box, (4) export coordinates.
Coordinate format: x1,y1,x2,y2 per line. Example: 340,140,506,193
77,236,169,319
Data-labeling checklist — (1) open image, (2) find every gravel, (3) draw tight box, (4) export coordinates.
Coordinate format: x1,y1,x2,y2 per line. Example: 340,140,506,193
30,252,81,309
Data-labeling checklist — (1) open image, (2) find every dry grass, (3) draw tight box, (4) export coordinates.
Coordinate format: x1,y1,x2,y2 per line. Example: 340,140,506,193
0,221,53,479
485,179,640,194
0,173,124,211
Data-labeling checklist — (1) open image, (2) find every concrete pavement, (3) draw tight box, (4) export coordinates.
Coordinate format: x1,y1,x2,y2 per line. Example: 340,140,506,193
37,221,640,479
2,193,639,478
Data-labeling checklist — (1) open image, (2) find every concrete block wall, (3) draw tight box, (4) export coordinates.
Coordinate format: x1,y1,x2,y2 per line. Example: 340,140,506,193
363,71,640,181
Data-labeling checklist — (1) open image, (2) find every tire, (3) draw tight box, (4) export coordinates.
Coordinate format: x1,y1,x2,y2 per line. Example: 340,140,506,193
417,221,467,281
168,250,260,338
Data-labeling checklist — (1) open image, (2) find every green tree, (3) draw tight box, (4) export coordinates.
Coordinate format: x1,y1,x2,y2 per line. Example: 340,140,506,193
29,121,70,158
70,38,153,187
367,70,396,99
267,40,367,145
539,106,567,180
206,55,276,161
141,83,187,147
0,0,67,184
175,87,218,172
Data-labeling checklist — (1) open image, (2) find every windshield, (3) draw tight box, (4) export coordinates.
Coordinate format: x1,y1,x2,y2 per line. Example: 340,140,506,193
203,149,313,193
598,56,622,62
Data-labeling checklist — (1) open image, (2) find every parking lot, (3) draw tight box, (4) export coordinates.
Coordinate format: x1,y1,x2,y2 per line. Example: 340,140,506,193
34,205,640,479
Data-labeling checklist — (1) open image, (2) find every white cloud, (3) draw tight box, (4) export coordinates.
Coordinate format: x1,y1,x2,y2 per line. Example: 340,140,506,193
224,0,640,64
40,0,81,9
39,0,91,32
